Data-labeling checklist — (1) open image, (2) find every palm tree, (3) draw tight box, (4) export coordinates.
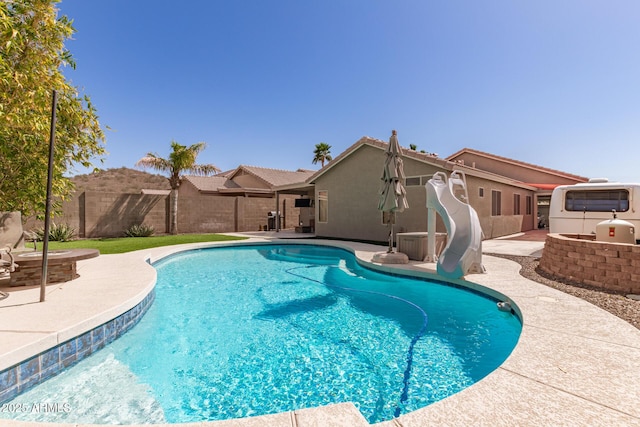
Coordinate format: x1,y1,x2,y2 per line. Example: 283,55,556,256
312,142,332,167
136,140,220,234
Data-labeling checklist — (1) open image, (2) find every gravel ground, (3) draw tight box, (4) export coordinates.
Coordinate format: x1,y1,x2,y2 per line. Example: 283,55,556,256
490,254,640,330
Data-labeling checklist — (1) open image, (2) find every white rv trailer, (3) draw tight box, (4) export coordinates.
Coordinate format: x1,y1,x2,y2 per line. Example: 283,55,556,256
549,179,640,242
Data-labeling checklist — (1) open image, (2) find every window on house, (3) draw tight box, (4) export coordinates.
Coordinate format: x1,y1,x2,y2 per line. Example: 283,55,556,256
526,195,532,215
405,175,432,186
513,194,521,215
491,190,502,216
479,187,484,197
318,190,328,222
405,176,421,186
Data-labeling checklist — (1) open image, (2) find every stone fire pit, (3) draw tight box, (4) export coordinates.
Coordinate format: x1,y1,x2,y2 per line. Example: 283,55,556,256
10,249,100,287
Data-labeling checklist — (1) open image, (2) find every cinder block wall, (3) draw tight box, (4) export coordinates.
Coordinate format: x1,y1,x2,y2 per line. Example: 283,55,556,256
178,194,299,233
539,233,640,294
178,194,237,234
84,192,170,237
24,191,303,238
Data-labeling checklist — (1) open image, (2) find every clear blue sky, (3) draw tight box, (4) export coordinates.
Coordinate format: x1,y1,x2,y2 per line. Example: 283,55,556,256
58,0,640,182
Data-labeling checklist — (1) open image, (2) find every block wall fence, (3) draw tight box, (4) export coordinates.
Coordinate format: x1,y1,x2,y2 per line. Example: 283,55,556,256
539,233,640,294
23,191,302,238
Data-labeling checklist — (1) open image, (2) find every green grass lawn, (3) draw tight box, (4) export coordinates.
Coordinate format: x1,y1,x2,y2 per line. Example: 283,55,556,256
32,234,248,255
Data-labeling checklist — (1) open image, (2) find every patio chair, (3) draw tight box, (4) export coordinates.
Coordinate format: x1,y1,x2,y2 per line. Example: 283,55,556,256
1,246,16,299
1,245,17,275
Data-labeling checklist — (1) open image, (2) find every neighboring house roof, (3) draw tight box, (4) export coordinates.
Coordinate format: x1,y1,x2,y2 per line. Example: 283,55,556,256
182,175,240,193
227,165,316,188
183,165,316,194
302,136,537,191
214,169,236,178
446,148,589,183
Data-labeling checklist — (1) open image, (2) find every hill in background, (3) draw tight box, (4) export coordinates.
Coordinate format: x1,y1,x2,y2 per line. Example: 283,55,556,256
71,167,170,193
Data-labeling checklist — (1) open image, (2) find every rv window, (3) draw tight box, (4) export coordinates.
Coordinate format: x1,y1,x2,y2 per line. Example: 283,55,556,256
565,189,630,212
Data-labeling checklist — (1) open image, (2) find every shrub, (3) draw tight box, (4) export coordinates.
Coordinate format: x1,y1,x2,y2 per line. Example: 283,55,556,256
34,223,76,242
124,224,155,238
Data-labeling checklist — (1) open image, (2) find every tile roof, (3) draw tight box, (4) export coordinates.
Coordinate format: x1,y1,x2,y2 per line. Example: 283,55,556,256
446,147,589,181
230,165,316,187
214,169,236,177
182,175,240,192
304,136,538,191
183,166,315,193
306,136,448,183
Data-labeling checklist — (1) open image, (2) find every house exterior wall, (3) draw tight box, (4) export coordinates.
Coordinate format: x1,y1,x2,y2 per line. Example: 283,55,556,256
467,176,535,237
313,145,537,242
314,145,392,242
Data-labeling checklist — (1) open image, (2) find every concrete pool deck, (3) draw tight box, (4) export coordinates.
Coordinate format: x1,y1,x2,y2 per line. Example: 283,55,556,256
1,233,639,426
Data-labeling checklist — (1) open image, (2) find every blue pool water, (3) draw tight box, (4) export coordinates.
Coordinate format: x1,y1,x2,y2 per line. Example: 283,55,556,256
3,244,521,424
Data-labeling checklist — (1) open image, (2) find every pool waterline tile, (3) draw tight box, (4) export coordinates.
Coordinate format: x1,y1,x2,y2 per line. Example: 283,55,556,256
0,289,155,405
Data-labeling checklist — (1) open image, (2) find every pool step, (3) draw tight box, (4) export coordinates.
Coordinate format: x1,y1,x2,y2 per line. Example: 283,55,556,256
259,248,342,266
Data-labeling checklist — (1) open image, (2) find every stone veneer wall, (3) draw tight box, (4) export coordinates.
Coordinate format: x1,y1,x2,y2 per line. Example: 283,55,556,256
0,290,155,404
9,261,76,287
539,233,640,294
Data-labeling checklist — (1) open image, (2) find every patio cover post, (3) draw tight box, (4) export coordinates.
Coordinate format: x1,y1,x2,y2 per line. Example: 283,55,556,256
275,191,280,232
426,207,437,262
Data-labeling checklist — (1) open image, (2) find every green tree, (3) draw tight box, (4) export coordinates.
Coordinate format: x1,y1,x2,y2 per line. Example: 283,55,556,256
0,0,106,217
136,141,219,235
312,142,332,167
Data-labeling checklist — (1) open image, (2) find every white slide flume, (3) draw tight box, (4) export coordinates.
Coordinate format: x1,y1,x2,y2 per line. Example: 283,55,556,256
425,171,485,279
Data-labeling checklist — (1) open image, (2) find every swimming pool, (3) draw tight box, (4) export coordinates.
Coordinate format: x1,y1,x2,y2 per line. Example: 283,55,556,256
2,243,521,424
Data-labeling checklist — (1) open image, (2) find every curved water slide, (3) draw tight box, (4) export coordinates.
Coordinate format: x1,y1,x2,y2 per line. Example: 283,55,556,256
425,171,485,279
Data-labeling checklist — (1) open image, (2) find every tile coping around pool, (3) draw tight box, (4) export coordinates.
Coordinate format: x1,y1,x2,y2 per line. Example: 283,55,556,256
0,236,639,427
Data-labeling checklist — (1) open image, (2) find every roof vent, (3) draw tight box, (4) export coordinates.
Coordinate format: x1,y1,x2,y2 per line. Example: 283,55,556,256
588,178,609,183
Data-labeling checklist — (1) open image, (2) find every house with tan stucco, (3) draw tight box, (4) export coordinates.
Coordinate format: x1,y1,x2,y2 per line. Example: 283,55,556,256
276,136,588,242
445,148,588,226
